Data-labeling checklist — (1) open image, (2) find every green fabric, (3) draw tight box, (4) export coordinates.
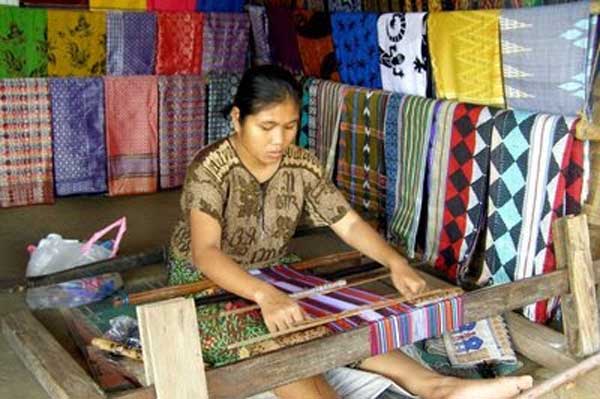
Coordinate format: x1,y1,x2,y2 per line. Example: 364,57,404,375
0,7,47,78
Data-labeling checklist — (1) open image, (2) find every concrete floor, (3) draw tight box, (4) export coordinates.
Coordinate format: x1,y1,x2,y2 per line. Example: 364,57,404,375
0,191,596,398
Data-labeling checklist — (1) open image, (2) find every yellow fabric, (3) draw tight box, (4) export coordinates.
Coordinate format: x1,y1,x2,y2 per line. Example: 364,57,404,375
427,0,442,12
47,10,106,77
89,0,146,10
428,10,505,107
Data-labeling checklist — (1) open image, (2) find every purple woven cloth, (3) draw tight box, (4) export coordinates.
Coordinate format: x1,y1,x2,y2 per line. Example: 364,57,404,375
202,12,250,74
266,7,303,73
196,0,244,12
247,4,271,65
49,78,107,196
107,11,157,76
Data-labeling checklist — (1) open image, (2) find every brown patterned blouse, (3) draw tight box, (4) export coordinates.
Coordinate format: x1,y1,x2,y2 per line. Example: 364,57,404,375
169,138,351,269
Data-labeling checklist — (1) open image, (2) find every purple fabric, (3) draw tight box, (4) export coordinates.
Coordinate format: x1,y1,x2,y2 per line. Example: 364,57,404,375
49,78,107,196
107,11,157,76
266,7,303,73
202,12,250,74
196,0,244,12
247,4,271,65
109,156,157,179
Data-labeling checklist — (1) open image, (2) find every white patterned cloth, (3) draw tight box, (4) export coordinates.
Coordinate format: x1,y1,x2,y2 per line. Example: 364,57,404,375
0,0,18,5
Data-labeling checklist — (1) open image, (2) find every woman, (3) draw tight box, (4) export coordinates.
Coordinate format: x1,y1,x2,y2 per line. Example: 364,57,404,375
169,65,533,399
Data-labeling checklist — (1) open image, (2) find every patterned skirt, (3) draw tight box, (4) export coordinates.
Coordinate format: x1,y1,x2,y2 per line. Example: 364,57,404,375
166,250,330,368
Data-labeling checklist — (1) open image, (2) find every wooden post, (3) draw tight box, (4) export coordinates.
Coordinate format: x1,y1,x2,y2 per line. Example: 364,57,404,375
583,142,600,227
552,215,600,357
137,298,209,399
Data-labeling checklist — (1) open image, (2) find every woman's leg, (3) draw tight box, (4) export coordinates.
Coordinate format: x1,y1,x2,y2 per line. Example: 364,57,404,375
359,350,533,399
274,375,340,399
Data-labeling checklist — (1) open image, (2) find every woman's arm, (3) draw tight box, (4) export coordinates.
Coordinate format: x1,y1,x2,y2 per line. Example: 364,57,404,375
190,209,305,332
330,208,426,296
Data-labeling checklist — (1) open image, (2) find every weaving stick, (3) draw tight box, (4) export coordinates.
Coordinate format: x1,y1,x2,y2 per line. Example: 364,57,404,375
112,250,363,307
216,271,391,318
227,288,461,350
91,337,143,361
515,351,600,399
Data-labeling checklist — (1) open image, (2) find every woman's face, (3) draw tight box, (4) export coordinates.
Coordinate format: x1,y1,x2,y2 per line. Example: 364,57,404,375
232,97,299,166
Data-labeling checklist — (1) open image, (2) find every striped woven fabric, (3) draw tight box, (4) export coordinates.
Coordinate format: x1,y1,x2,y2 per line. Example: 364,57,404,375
201,12,250,74
104,76,158,196
106,11,156,76
316,79,350,176
156,12,203,75
50,78,107,196
158,75,206,189
0,79,53,208
206,72,240,144
250,265,464,356
387,95,438,257
336,87,390,230
483,111,575,322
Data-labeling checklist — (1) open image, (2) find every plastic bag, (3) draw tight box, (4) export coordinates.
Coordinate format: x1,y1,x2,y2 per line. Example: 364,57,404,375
104,315,141,349
26,217,127,277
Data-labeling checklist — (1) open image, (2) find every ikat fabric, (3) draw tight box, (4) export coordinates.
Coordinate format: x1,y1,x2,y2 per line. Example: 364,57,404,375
206,73,240,144
266,6,303,73
47,10,106,77
156,12,203,75
336,88,390,230
293,10,339,81
0,7,47,78
148,0,195,11
377,12,429,97
246,5,272,65
331,12,383,89
201,12,250,74
328,0,362,11
89,0,146,9
0,79,53,207
106,11,156,76
196,0,245,12
104,76,158,196
428,10,504,107
500,2,592,116
158,75,205,189
49,78,107,196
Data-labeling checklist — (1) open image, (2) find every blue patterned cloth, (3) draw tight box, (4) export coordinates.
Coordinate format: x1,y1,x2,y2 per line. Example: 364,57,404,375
50,78,107,196
106,12,157,76
196,0,244,12
500,2,592,116
384,93,403,229
331,12,382,89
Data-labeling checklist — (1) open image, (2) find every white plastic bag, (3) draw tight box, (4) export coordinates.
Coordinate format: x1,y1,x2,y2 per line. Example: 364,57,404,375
26,217,127,278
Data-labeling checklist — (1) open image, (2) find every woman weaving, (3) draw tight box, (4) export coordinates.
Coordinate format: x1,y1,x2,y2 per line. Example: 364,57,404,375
168,65,533,399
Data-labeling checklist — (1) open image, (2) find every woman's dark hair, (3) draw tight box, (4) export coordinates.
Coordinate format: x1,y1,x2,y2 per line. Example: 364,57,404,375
228,65,301,121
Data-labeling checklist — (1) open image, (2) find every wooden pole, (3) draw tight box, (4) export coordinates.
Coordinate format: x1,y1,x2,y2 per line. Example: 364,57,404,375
552,215,600,357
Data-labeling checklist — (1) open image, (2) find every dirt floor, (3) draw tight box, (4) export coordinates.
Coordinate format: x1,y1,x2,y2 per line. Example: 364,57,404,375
0,191,597,398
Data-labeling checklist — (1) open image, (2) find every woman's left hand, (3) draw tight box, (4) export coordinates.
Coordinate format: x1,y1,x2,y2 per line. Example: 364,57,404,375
389,260,426,297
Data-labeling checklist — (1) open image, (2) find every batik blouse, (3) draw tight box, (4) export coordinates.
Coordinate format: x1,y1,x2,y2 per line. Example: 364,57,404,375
169,138,350,269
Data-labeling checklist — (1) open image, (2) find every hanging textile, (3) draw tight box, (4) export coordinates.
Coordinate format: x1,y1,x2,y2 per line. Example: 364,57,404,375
206,73,240,144
249,265,463,357
0,1,18,5
336,88,390,230
106,11,156,76
266,7,304,73
104,76,158,196
0,79,53,208
483,111,575,322
148,0,195,11
361,0,403,12
565,137,585,215
201,12,250,74
21,0,88,7
431,105,497,283
298,0,325,10
158,76,206,189
156,12,203,75
331,12,382,89
196,0,244,12
428,10,504,107
328,0,361,11
247,5,272,65
386,96,438,257
90,0,146,9
50,78,107,196
298,77,314,149
500,2,591,116
293,10,339,81
47,10,106,77
377,12,429,97
319,79,350,175
0,7,47,78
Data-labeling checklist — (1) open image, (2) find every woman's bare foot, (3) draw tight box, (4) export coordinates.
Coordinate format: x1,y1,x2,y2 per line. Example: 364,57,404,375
429,375,533,399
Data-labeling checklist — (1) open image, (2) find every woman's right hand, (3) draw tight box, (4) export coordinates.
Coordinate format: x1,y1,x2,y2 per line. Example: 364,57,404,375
254,286,306,334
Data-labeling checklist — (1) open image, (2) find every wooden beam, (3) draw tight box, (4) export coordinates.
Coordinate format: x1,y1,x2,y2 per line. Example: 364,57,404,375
1,310,106,399
583,142,600,227
137,298,208,399
553,215,600,357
